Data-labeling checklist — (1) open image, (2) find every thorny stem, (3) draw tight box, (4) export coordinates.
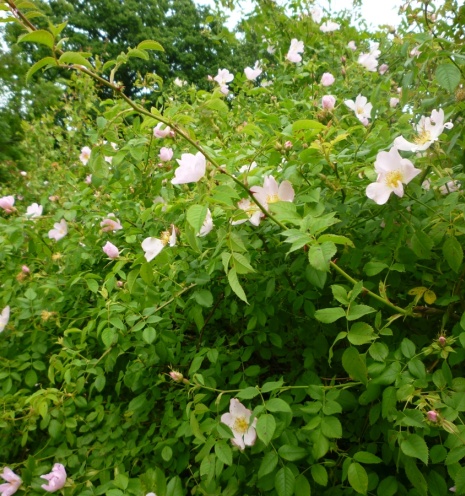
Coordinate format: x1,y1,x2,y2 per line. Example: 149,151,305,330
6,0,414,317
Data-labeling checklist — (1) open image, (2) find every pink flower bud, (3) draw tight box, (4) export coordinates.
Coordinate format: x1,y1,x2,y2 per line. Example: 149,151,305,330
169,371,184,382
427,410,438,422
322,95,336,110
117,281,124,288
159,147,174,162
390,97,399,108
22,265,30,274
321,72,335,86
379,63,389,75
438,336,446,347
102,241,119,259
348,41,357,51
284,141,293,149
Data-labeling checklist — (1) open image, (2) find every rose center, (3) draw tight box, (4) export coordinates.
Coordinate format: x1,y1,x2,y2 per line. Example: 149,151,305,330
414,130,432,145
385,171,403,189
160,231,171,246
266,194,280,204
233,416,249,434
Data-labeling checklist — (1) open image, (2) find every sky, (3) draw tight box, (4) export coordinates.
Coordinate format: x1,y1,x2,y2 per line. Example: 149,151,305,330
197,0,405,29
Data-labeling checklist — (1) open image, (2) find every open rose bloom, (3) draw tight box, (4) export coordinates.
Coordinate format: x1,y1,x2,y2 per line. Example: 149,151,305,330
221,398,257,450
0,466,21,496
286,39,304,63
366,147,421,205
142,225,177,262
41,463,67,493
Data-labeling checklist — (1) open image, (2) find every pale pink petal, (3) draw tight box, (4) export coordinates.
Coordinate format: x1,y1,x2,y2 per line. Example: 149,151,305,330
141,237,165,262
221,413,234,427
243,427,257,447
366,182,393,205
278,181,295,202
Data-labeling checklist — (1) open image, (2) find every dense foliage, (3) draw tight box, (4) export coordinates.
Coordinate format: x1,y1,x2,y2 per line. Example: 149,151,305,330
1,0,465,495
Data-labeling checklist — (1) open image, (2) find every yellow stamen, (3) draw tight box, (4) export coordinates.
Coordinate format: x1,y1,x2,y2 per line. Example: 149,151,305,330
160,230,171,245
233,416,249,434
266,194,280,204
414,130,432,145
385,171,403,189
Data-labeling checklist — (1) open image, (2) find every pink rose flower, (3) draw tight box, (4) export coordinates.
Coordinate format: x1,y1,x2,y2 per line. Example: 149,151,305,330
41,464,67,493
321,72,335,86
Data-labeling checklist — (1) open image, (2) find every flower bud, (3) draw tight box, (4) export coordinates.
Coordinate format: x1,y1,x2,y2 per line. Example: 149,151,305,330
22,265,30,274
427,410,438,422
284,141,293,149
438,336,446,347
169,370,184,382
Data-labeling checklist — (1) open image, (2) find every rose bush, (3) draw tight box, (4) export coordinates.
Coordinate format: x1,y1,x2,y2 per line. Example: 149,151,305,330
1,0,465,495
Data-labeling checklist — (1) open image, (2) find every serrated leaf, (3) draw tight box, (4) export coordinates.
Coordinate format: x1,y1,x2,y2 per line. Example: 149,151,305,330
308,242,337,272
311,464,328,486
411,231,434,259
348,322,375,345
236,387,259,399
353,451,382,464
348,462,368,495
26,56,57,83
215,441,232,466
404,458,428,496
59,51,93,70
278,444,307,461
436,63,461,93
295,475,311,496
127,48,149,60
346,304,376,321
275,467,296,496
256,414,276,445
321,416,342,438
266,398,292,414
203,98,229,113
142,327,156,344
317,234,354,247
443,236,463,273
137,40,164,51
401,434,429,465
18,29,54,49
258,451,278,479
292,119,325,132
314,307,345,323
227,268,248,303
364,261,388,276
192,289,213,308
454,466,465,494
342,347,368,385
101,328,116,348
186,204,208,233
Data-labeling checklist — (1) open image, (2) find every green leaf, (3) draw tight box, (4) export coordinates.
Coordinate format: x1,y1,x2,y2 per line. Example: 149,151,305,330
308,242,337,272
342,347,368,385
292,119,325,132
101,328,116,348
311,464,328,486
411,231,433,259
353,451,382,464
295,475,311,496
348,462,368,495
454,466,465,494
436,63,461,92
346,304,376,321
305,266,327,289
317,234,354,247
404,458,427,496
58,51,93,70
258,451,278,479
236,387,260,399
377,476,398,496
140,262,153,284
261,380,284,393
401,434,429,465
314,307,345,323
215,441,232,466
26,56,57,83
227,268,248,303
18,29,54,49
142,327,156,345
348,322,375,345
266,398,292,414
137,40,164,51
275,467,296,496
256,414,276,445
203,98,229,113
364,261,388,276
166,476,183,496
192,289,213,308
127,48,149,60
443,236,463,273
278,444,307,461
186,204,208,233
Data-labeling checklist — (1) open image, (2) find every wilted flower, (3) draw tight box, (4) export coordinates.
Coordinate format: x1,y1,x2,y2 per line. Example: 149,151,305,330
244,61,262,81
102,241,119,259
379,63,389,75
410,46,421,57
427,410,438,422
422,179,431,190
48,219,68,241
221,398,257,450
142,226,176,262
344,94,373,125
322,95,336,110
197,208,214,237
41,464,67,493
172,152,206,184
320,21,340,32
0,466,21,496
348,40,357,50
366,147,421,205
393,108,453,152
79,146,91,165
25,203,43,218
266,44,276,54
321,72,335,86
238,161,257,174
0,306,10,333
153,123,174,139
439,180,461,195
390,97,399,108
159,147,174,162
251,175,295,210
358,43,380,72
0,196,15,213
214,68,234,95
311,7,323,23
286,39,304,63
100,216,123,232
